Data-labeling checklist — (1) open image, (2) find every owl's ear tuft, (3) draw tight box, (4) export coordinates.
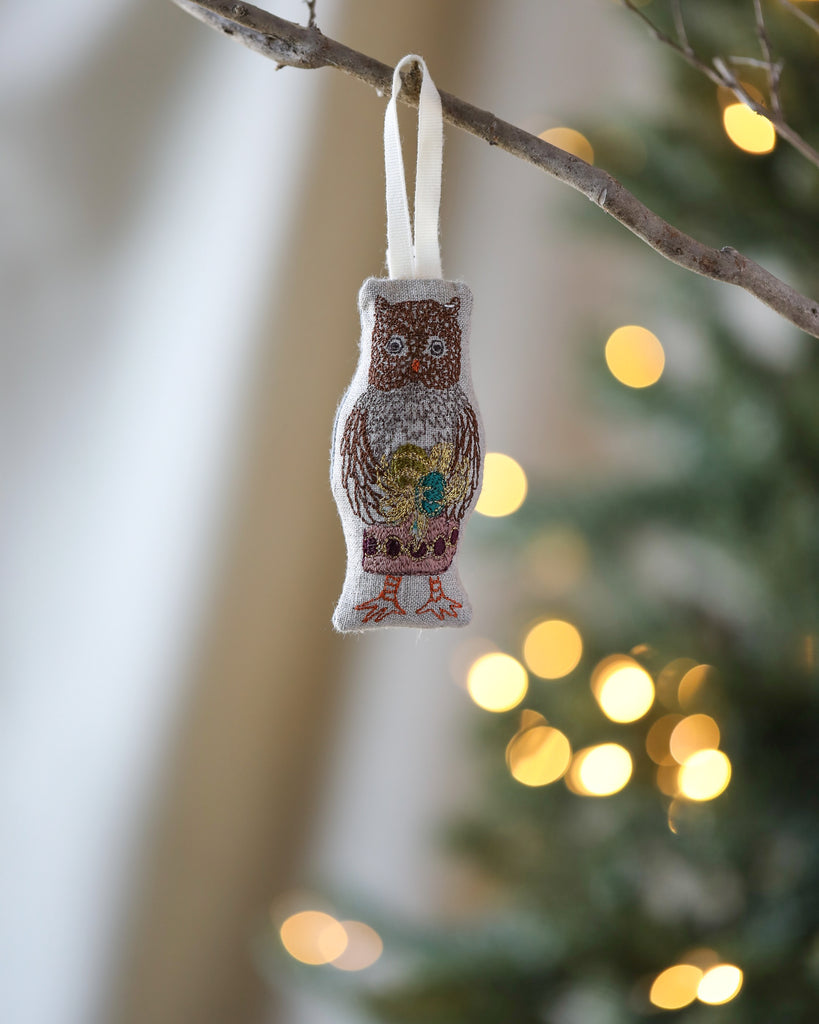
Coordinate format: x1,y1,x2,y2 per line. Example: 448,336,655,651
375,296,393,314
444,297,461,314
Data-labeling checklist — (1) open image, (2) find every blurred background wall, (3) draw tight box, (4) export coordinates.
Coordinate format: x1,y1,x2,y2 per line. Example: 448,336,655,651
1,2,662,1024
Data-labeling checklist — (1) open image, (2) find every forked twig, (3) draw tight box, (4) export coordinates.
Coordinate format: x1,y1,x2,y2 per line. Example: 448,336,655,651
620,0,819,171
670,0,693,55
753,0,783,116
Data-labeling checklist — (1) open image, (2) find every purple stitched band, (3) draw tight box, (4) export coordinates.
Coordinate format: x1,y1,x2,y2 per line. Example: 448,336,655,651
362,514,459,575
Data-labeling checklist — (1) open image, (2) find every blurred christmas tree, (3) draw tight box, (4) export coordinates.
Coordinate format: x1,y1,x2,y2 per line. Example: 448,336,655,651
268,2,819,1021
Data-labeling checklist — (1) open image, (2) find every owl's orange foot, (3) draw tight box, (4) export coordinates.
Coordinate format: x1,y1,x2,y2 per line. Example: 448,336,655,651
356,574,407,623
416,575,462,620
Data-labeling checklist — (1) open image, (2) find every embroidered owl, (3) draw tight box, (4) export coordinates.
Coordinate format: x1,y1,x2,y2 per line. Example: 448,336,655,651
331,280,482,631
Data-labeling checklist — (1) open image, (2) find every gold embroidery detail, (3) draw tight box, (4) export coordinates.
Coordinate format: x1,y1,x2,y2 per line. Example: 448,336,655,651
377,443,468,539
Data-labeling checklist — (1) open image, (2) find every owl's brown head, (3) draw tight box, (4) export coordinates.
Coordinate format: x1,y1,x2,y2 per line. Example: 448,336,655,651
369,296,461,391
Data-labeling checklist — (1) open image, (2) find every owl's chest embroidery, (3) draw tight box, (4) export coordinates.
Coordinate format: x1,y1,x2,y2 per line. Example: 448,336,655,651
362,383,464,458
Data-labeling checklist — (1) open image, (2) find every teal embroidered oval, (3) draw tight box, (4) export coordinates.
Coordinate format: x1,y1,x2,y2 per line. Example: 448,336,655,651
418,471,446,516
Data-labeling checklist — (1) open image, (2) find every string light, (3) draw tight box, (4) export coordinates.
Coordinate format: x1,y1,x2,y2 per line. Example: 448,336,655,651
605,325,665,388
507,723,572,786
648,953,742,1010
678,749,732,801
649,964,703,1010
330,921,384,972
467,652,528,712
567,743,633,796
279,911,348,965
667,798,682,833
677,663,716,708
669,714,720,764
523,619,583,679
723,103,776,154
591,655,655,723
538,126,594,164
656,658,698,709
698,964,744,1004
646,714,684,765
475,453,528,517
656,765,680,798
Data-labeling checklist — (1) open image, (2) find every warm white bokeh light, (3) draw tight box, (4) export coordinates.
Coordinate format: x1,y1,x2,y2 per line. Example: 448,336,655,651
467,652,528,712
569,743,633,796
656,657,698,708
538,126,594,163
669,714,720,764
697,964,744,1005
678,663,715,708
475,452,528,517
656,765,680,798
723,103,776,154
330,921,384,972
592,657,655,723
605,325,665,388
679,749,732,801
279,911,348,965
646,713,684,766
507,724,572,786
649,964,704,1010
523,619,583,679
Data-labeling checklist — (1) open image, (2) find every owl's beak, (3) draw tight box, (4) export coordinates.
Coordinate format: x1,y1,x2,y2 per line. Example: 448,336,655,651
411,358,421,373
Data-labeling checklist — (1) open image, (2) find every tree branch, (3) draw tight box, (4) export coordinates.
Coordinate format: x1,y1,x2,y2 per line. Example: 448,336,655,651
670,0,693,55
171,0,819,340
780,0,819,37
620,0,819,171
753,0,783,117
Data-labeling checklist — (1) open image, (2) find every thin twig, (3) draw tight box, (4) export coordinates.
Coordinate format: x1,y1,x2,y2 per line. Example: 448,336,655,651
303,0,316,30
753,0,783,116
780,0,819,37
620,0,819,170
670,0,692,54
728,56,776,68
170,0,819,340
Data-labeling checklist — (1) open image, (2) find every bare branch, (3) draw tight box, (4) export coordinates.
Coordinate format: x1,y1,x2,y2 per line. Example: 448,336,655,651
780,0,819,37
753,0,783,117
620,0,724,86
670,0,692,55
171,0,819,340
621,0,819,170
302,0,316,30
727,56,776,68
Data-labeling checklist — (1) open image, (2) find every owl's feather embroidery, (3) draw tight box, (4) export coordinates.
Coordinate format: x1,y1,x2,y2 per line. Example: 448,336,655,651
452,403,481,518
339,405,382,524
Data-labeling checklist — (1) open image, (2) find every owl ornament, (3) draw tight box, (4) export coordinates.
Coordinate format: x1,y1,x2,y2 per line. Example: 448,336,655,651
331,55,484,632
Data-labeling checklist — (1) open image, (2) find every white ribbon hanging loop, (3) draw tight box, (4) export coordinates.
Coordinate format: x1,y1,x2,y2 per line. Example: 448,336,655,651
384,55,443,280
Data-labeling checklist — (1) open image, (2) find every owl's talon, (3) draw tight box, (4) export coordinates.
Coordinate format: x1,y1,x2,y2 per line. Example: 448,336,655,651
416,575,462,620
356,574,406,623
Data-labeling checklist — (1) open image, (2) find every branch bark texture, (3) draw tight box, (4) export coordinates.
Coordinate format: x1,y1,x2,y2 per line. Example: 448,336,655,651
172,0,819,340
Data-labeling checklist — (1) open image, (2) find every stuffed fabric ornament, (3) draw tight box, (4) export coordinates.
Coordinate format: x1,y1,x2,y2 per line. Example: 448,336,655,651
331,55,484,631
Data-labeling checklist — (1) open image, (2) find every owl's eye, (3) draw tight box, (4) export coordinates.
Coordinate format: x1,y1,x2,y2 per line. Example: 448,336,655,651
427,337,446,357
385,334,406,356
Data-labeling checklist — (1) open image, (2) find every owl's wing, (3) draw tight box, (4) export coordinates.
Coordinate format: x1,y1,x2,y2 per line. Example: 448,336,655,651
340,403,382,524
451,402,482,519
